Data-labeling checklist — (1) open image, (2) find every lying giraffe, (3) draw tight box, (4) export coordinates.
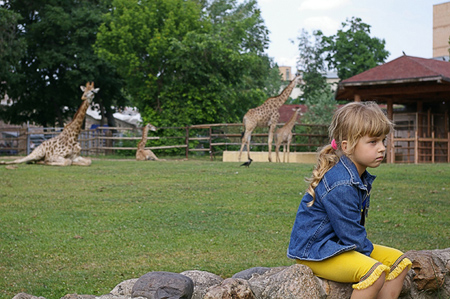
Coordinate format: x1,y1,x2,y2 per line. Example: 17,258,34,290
239,74,301,162
136,123,159,161
0,82,99,166
275,107,302,163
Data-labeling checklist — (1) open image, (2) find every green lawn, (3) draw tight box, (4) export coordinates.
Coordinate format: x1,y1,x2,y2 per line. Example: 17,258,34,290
0,159,449,299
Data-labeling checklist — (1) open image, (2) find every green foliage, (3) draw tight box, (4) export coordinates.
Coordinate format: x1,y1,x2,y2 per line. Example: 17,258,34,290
301,89,336,126
0,160,448,298
320,17,390,80
296,29,337,124
0,8,26,98
95,0,282,127
0,0,125,127
296,17,389,123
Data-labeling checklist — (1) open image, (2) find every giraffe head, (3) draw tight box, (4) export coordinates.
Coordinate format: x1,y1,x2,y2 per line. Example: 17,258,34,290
294,107,303,115
293,73,303,84
80,82,100,103
146,123,157,132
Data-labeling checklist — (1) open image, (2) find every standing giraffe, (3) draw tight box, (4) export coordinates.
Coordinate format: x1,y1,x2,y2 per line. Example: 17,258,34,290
239,74,301,162
136,123,159,161
275,108,302,163
0,82,99,166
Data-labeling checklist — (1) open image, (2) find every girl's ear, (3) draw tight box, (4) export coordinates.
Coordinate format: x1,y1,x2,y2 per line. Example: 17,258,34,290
341,140,349,154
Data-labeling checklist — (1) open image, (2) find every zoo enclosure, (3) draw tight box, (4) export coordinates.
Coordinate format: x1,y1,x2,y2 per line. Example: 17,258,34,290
0,123,328,160
2,121,449,163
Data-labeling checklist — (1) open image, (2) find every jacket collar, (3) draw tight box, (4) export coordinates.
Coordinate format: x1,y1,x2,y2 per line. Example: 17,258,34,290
340,155,376,191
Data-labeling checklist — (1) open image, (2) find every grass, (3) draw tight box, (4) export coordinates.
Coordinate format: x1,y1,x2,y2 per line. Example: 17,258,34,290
0,158,449,299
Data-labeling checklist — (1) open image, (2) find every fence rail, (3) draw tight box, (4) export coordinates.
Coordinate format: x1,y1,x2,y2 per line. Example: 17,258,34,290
390,131,450,163
2,124,449,163
0,123,328,160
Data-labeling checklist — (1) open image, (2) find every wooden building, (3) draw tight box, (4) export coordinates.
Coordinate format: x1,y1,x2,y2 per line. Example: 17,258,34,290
335,55,450,163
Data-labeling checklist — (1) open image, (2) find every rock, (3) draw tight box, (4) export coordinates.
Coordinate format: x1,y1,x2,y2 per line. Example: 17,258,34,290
203,278,255,299
11,248,450,299
110,278,138,296
180,270,223,299
407,250,446,291
12,293,46,299
232,267,271,280
399,248,450,299
316,278,352,299
248,264,325,299
131,271,194,299
60,295,96,299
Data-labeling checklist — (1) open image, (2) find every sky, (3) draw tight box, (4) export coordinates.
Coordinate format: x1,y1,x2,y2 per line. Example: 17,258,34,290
254,0,447,72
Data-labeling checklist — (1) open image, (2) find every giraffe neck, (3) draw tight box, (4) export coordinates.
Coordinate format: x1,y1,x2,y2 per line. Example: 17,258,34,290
62,99,89,140
266,76,299,108
138,126,149,149
285,111,300,129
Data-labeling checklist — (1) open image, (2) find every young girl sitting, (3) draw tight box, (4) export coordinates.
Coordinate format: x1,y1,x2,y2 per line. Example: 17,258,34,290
287,101,412,299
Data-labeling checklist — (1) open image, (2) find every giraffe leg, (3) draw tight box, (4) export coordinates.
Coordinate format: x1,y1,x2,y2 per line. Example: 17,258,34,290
72,156,92,166
275,142,281,163
45,156,73,166
287,140,290,163
239,131,252,162
268,125,276,162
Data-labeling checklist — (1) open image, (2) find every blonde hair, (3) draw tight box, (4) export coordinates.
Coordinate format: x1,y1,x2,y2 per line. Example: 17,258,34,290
306,101,393,206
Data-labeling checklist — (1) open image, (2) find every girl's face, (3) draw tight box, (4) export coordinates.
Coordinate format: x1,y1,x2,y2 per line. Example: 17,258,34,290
342,135,387,177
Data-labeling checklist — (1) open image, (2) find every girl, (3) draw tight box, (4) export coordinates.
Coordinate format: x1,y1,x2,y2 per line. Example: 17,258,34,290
287,102,411,299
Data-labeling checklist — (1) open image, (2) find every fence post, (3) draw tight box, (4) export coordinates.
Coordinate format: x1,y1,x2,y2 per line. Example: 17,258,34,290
389,132,395,164
448,132,450,163
209,126,213,161
26,125,31,155
414,131,419,164
185,126,189,159
432,131,435,163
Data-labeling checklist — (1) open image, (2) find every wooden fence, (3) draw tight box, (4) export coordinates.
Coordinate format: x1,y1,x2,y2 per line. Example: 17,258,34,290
0,123,328,160
389,131,450,163
2,124,448,163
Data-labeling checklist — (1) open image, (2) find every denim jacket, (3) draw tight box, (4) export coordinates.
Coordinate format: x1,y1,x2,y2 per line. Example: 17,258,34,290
287,155,375,261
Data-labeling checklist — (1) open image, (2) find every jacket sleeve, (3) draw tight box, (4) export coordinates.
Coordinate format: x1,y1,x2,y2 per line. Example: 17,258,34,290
321,184,373,256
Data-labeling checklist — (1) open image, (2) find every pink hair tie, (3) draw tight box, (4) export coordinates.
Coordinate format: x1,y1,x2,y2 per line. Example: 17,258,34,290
331,139,338,150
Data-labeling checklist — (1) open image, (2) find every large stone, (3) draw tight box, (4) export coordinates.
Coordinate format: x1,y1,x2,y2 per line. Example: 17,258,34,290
110,279,138,296
131,271,193,299
407,250,446,291
180,270,224,299
60,295,96,299
248,264,325,299
12,293,46,299
399,248,450,299
232,267,271,280
203,278,255,299
316,278,352,299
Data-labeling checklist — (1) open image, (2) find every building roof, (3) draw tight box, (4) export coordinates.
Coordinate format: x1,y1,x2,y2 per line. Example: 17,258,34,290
278,104,308,123
342,55,450,83
336,55,450,103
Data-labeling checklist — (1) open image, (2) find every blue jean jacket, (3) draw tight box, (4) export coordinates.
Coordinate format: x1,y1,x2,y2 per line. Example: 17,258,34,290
287,155,375,261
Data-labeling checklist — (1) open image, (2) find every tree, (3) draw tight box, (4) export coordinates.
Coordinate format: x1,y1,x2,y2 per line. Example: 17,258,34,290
0,0,125,127
95,0,281,127
295,29,336,125
296,29,329,103
0,8,26,98
321,17,389,80
295,17,389,125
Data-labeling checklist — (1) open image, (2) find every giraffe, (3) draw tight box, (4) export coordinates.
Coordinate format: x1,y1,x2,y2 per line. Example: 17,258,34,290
238,74,301,162
136,123,159,161
275,107,302,163
0,82,99,166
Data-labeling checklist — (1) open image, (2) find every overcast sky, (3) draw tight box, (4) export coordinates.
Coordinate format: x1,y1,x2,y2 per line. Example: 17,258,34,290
254,0,447,72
